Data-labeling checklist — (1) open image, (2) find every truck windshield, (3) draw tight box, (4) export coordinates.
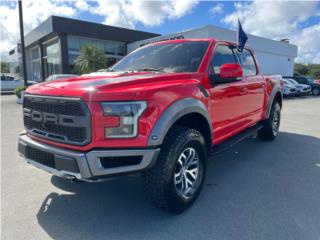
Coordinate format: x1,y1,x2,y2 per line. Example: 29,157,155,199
111,41,210,73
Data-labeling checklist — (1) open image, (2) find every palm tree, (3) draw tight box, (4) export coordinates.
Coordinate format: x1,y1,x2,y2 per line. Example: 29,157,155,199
75,45,107,74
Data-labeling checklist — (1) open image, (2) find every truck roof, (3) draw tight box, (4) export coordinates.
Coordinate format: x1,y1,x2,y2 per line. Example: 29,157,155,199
148,38,251,49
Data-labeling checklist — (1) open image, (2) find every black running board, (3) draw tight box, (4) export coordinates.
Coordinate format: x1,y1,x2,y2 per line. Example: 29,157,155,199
210,123,263,156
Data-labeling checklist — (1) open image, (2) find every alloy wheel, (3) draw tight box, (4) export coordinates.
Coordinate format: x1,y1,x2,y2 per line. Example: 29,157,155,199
272,108,280,135
174,147,200,198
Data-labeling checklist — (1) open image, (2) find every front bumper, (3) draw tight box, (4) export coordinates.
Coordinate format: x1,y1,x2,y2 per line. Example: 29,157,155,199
18,133,160,182
297,89,311,95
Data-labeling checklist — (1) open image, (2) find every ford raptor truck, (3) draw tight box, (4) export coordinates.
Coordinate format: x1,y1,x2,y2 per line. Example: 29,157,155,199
18,39,283,213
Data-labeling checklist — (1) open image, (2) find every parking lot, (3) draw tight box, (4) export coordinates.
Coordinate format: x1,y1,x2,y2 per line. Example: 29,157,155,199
1,94,320,240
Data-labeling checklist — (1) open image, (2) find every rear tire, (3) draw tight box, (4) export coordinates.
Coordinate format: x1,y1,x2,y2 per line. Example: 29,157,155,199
144,126,207,213
258,102,281,141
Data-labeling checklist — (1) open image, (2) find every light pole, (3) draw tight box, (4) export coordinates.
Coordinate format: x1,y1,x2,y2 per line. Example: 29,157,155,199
18,0,28,87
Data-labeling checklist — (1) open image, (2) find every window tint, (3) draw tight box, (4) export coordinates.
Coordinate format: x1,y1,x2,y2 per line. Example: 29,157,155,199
211,45,237,74
112,41,209,73
1,75,14,81
237,49,257,76
296,78,307,84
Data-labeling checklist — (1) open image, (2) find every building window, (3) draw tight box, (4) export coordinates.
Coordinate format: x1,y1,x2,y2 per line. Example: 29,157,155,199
68,36,80,51
67,35,126,73
42,39,61,78
105,42,116,55
30,47,41,81
116,43,126,56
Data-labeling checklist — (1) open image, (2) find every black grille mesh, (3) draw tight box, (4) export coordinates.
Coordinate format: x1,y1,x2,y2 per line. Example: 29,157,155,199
25,146,55,168
24,97,85,116
23,95,90,145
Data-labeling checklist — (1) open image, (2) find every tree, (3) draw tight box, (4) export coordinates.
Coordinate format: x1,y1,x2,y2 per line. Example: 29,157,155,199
294,63,320,79
1,61,10,73
75,45,107,74
294,63,309,76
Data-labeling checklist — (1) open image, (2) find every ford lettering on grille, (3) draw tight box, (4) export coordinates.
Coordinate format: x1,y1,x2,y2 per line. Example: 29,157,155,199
23,95,91,146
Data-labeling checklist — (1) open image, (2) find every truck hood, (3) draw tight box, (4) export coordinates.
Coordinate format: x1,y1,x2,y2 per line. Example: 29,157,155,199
26,71,200,101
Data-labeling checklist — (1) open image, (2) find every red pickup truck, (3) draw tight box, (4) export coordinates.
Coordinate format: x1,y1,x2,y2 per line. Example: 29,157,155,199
18,39,283,213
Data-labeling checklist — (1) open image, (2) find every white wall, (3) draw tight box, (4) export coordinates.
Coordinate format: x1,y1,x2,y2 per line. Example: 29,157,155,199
128,25,298,76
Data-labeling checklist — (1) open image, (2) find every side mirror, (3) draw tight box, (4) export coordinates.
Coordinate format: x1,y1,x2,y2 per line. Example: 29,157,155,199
220,63,243,81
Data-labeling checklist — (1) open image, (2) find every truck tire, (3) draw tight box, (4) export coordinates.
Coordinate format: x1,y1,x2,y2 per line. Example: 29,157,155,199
145,126,207,213
258,102,281,141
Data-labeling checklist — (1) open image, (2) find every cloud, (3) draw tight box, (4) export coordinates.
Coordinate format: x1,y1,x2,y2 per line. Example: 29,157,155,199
0,0,199,61
88,0,198,28
222,1,320,63
209,3,223,15
292,23,320,63
0,0,77,61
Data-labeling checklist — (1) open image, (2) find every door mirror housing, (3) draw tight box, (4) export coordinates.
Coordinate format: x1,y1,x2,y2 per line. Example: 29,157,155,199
220,63,243,81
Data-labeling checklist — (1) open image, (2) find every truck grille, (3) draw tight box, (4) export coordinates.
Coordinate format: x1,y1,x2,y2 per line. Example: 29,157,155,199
23,95,91,146
25,146,55,168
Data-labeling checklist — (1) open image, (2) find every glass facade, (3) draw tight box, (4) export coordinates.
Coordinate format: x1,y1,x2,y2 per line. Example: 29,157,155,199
25,35,127,81
67,35,126,73
30,47,41,81
42,39,61,78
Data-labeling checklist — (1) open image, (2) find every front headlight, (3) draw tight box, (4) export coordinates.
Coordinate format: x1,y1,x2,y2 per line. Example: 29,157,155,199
101,101,147,138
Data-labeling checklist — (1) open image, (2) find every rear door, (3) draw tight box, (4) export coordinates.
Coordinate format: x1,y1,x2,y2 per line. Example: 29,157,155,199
208,44,251,144
235,49,265,124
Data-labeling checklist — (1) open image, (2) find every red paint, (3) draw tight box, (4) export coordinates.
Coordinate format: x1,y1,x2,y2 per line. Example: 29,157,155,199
220,63,243,79
104,116,121,128
25,38,280,150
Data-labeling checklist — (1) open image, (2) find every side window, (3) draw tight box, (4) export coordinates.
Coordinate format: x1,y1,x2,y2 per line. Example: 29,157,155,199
1,75,14,81
297,78,307,84
211,45,237,74
237,49,257,76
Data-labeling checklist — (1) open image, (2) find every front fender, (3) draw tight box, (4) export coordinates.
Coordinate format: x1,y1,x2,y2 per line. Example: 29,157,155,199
147,98,212,146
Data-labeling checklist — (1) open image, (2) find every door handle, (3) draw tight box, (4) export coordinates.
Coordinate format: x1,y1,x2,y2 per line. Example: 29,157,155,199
240,87,248,95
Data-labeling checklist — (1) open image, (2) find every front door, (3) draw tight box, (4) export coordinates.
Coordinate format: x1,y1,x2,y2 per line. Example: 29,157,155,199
208,44,250,144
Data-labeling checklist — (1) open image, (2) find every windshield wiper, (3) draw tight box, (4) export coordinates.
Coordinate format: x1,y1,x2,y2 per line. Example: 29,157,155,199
127,68,165,72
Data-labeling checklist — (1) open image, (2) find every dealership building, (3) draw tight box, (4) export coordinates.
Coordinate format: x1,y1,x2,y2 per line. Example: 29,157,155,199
9,16,159,81
9,16,298,81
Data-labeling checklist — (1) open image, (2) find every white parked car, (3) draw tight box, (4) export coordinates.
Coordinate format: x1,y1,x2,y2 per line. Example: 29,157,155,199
282,79,297,97
0,74,36,92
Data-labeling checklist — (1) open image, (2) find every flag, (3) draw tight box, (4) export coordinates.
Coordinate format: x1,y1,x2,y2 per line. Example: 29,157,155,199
237,19,248,53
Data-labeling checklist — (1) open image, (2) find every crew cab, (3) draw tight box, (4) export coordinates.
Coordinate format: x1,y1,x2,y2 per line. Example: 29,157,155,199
18,39,283,213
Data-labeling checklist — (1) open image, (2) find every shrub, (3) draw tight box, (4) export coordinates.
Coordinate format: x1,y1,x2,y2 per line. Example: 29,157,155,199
14,86,27,99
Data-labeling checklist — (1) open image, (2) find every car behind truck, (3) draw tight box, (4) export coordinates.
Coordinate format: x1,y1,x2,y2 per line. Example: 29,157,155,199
18,39,283,213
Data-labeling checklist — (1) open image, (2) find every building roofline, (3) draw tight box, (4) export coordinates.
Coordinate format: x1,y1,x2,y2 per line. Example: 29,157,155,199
23,15,160,47
50,15,160,36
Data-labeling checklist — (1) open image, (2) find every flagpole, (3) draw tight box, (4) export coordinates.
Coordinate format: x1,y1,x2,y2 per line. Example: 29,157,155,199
237,18,239,52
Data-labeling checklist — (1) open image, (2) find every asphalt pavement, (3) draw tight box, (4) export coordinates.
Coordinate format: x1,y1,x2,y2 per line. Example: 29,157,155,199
1,95,320,240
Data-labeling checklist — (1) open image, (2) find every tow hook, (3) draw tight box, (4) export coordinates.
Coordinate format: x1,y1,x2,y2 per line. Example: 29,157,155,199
65,175,79,183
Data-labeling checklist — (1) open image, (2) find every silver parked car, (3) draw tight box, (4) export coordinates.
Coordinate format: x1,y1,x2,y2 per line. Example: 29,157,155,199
1,74,37,92
45,74,78,82
285,78,311,96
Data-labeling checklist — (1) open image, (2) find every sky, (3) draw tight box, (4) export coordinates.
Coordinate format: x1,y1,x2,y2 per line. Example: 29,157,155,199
1,0,320,63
